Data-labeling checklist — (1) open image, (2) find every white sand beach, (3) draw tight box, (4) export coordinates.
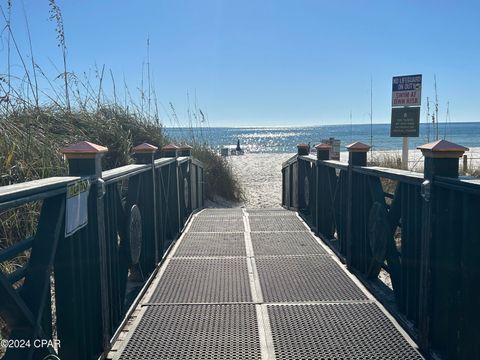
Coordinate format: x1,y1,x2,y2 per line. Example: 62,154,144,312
226,147,480,209
228,153,294,208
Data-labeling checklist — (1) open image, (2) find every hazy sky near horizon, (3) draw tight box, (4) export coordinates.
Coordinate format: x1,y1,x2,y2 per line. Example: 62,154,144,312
3,0,480,126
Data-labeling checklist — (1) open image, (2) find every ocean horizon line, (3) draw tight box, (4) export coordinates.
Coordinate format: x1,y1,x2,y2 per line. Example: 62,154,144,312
164,120,480,129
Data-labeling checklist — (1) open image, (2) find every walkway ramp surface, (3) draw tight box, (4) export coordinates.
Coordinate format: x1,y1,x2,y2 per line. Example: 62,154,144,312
109,208,424,359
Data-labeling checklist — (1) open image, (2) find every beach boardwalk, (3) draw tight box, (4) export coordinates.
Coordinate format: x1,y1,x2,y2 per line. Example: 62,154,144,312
107,208,424,359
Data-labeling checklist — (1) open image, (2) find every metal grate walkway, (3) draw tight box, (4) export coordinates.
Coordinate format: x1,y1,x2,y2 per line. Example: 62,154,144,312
108,208,424,359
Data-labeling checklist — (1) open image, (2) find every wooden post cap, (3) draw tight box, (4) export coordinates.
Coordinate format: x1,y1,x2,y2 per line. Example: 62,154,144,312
315,143,331,160
162,143,179,158
346,141,371,153
417,140,469,158
179,144,193,150
62,141,108,159
178,144,193,156
132,143,158,154
315,143,332,150
297,143,310,155
162,143,179,151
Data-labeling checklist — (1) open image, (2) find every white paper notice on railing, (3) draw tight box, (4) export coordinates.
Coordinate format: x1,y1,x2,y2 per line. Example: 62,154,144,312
65,178,90,237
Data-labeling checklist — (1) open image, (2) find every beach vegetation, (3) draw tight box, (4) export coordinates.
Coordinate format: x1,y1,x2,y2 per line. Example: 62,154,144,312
368,153,403,195
470,167,480,177
0,1,242,269
368,153,403,170
192,145,244,203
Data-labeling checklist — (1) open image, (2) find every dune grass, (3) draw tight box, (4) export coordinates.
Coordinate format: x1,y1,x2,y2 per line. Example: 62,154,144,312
0,105,243,247
368,153,403,170
192,145,244,203
0,0,243,257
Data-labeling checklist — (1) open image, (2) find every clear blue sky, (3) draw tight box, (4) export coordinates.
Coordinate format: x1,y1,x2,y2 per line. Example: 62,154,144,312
3,0,480,126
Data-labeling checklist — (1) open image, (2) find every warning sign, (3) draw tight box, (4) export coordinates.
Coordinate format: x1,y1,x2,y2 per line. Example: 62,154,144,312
65,179,90,236
390,107,420,137
392,75,422,107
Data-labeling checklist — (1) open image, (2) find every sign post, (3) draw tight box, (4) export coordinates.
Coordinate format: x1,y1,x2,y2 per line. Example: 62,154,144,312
402,137,409,170
391,74,422,170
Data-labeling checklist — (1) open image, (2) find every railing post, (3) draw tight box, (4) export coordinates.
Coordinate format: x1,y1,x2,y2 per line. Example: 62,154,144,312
132,143,159,265
161,144,180,236
162,143,179,158
345,142,370,268
417,139,468,354
296,144,309,210
179,145,193,215
315,143,331,234
178,144,192,157
347,141,369,166
315,143,331,161
297,143,309,156
200,164,205,208
57,141,109,360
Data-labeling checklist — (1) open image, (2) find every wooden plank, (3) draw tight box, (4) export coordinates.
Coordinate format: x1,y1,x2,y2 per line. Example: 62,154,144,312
319,160,349,171
458,193,480,359
176,157,189,165
154,158,176,168
435,176,480,195
0,177,78,200
191,158,204,168
353,166,424,185
281,155,298,168
6,265,28,284
0,273,54,360
0,273,36,329
102,164,150,184
0,176,79,210
0,237,34,262
7,194,66,359
21,195,65,318
298,154,317,163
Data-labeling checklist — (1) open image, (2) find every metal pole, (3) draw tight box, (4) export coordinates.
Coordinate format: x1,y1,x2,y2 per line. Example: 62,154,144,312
402,137,409,170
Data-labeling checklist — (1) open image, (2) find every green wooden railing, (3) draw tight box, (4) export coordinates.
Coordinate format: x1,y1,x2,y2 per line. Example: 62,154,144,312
0,141,204,360
282,140,480,360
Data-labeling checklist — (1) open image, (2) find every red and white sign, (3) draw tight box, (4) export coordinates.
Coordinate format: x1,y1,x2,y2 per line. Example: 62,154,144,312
392,75,422,107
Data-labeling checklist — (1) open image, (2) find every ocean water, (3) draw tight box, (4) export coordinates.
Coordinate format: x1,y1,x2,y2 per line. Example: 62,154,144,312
164,122,480,154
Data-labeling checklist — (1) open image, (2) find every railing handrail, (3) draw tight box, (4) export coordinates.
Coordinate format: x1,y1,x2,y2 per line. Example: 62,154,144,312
319,159,349,171
298,154,317,163
435,175,480,195
102,164,150,184
282,154,298,168
176,156,190,165
0,176,80,210
285,155,424,185
352,165,424,185
154,157,176,168
191,158,204,168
